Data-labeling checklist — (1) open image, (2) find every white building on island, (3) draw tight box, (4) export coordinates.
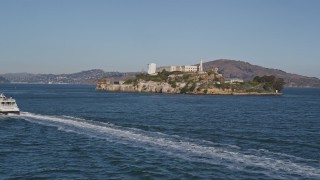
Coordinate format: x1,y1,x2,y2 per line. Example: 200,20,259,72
147,63,157,75
156,65,198,73
151,58,204,73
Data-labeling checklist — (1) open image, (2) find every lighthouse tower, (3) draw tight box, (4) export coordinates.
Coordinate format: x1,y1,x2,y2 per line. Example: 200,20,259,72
199,58,203,72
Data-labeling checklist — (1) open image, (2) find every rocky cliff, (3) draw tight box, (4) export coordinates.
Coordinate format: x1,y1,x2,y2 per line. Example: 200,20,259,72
97,81,177,93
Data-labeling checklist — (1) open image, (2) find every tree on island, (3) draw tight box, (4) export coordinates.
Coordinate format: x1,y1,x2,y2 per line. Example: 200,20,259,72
253,75,285,92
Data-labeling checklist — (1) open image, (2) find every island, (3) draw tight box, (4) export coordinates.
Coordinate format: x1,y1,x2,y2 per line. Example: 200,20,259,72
96,62,285,95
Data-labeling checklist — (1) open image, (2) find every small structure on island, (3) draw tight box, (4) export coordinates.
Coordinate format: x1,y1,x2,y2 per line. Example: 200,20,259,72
147,63,157,75
96,78,112,90
225,78,244,84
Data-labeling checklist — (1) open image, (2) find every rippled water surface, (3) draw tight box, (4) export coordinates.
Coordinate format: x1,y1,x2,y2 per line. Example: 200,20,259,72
0,84,319,179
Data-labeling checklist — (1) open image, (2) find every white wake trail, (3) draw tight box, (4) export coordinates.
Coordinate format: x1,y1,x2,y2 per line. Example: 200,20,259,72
15,112,320,179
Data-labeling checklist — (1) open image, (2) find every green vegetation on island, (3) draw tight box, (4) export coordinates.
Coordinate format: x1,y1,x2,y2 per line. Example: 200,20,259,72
122,69,285,95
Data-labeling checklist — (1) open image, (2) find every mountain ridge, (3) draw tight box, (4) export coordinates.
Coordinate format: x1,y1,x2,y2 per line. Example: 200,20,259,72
198,59,320,88
1,70,136,84
1,60,319,87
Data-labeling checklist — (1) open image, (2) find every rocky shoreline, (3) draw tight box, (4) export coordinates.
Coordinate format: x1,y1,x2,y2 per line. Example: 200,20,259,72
96,82,282,96
96,69,284,96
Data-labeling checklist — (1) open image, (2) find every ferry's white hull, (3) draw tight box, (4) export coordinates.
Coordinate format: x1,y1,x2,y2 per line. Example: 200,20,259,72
0,106,20,115
0,111,20,115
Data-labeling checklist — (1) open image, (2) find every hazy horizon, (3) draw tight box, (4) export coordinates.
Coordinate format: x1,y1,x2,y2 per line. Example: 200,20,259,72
1,59,320,79
1,0,319,78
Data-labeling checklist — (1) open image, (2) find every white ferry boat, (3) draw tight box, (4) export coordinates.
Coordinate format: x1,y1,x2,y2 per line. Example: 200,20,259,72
0,93,20,115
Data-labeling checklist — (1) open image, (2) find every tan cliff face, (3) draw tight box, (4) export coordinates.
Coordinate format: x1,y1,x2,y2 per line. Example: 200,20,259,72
96,81,181,93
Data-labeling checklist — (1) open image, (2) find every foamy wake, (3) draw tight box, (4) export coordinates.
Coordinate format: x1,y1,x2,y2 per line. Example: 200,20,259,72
11,112,320,178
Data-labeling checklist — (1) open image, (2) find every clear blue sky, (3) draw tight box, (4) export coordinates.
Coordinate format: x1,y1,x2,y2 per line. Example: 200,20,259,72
1,0,319,78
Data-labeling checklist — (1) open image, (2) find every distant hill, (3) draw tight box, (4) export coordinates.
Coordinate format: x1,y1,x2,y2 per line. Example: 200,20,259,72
0,76,10,83
1,70,136,84
199,59,320,87
2,60,319,87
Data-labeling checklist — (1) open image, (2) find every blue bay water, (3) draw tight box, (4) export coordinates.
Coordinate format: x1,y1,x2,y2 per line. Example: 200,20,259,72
0,84,319,179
